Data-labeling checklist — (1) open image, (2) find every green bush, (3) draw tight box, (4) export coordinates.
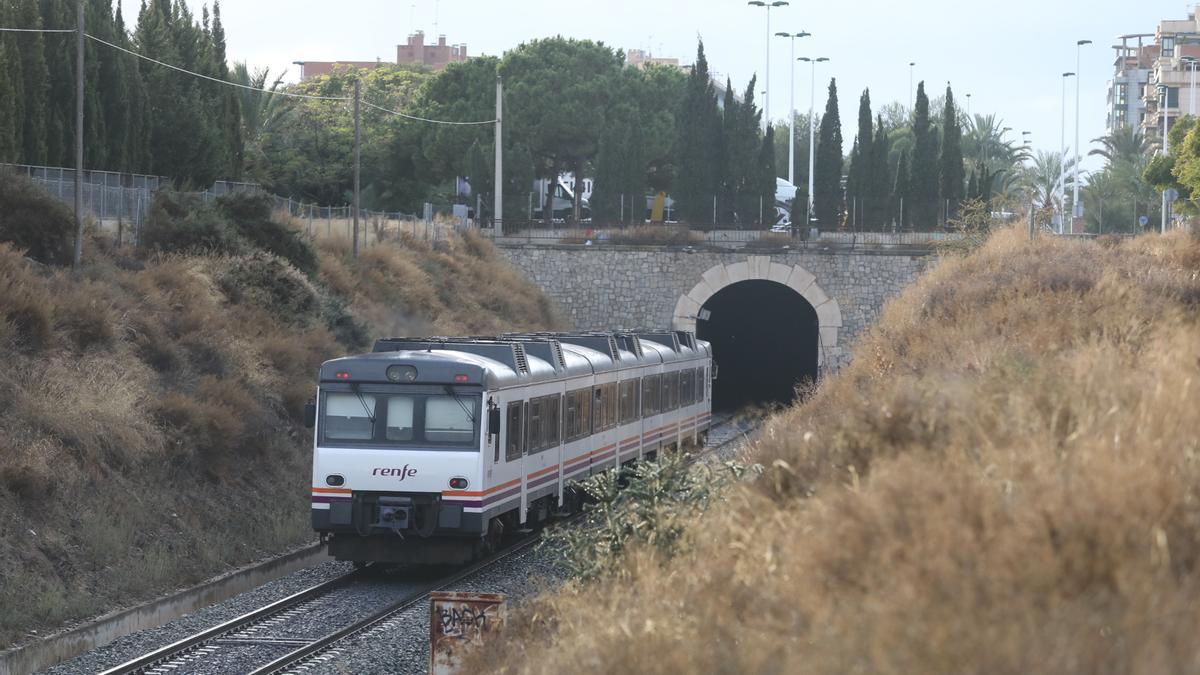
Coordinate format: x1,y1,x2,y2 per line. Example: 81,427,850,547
550,452,759,580
0,172,76,265
217,193,318,277
142,191,241,254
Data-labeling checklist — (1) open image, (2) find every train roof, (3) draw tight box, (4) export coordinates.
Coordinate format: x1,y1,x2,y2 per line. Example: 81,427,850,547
321,331,709,390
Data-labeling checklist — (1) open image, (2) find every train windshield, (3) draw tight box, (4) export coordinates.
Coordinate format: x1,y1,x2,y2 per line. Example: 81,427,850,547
322,392,480,449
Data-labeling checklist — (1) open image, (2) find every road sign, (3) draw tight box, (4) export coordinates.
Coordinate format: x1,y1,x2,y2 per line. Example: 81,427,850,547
430,592,507,675
1165,188,1180,203
1140,215,1150,227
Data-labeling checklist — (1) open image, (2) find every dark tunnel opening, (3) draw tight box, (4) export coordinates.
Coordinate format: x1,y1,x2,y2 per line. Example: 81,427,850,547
696,279,820,411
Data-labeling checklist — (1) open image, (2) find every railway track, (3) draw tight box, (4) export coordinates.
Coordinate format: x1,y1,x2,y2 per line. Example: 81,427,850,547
97,413,757,675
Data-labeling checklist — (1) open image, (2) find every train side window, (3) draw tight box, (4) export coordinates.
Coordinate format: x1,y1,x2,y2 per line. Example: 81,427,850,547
505,402,523,462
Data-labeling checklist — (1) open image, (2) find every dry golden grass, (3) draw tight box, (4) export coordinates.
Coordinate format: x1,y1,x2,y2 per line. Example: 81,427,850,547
480,227,1200,675
0,223,560,646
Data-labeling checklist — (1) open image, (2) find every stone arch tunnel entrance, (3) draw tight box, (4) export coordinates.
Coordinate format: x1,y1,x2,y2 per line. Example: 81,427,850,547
673,258,843,412
697,280,819,410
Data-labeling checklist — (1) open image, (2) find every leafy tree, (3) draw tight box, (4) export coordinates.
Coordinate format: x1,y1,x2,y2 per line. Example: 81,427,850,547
939,85,965,219
813,78,843,228
909,82,939,227
675,40,722,226
500,38,623,224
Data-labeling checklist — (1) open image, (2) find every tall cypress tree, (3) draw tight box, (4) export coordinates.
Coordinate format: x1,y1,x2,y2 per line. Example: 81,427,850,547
2,1,27,164
676,40,721,226
845,88,873,228
939,84,965,220
867,114,890,230
41,0,75,166
757,125,777,226
892,149,910,229
211,1,243,179
909,81,939,227
734,76,762,223
813,78,843,229
718,77,740,222
16,0,49,165
0,20,16,162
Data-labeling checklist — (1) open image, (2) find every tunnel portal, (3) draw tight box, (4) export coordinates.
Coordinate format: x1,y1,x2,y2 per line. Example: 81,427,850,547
696,279,819,410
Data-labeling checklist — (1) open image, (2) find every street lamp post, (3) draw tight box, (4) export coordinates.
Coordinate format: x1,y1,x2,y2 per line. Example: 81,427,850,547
749,1,790,132
799,56,830,223
292,60,306,80
1185,56,1199,116
965,93,971,117
1073,40,1092,232
775,31,810,185
1060,71,1076,234
1160,84,1170,233
909,62,916,110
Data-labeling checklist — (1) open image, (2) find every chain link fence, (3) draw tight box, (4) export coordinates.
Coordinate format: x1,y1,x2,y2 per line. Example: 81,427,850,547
2,163,476,248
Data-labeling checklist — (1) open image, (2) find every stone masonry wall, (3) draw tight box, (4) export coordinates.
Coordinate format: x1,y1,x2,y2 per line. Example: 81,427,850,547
498,244,930,355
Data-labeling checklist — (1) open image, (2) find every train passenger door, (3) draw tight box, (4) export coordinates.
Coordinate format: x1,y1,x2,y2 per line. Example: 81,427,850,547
504,401,526,525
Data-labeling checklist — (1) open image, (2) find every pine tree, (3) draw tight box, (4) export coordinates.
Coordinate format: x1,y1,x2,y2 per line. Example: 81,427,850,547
891,149,910,229
813,78,843,229
867,114,890,230
16,0,49,165
757,124,776,226
676,40,722,226
939,84,965,220
909,81,939,227
845,89,873,228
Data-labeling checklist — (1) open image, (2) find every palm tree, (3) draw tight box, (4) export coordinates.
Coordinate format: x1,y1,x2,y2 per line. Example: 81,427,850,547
1089,126,1152,166
1020,150,1077,223
233,62,288,178
964,114,1028,181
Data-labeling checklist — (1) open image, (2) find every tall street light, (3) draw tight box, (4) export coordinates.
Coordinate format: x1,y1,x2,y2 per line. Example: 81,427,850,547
909,62,916,110
799,56,830,222
749,1,790,132
1160,83,1170,233
965,93,971,117
776,30,811,185
1073,39,1092,231
1061,71,1076,233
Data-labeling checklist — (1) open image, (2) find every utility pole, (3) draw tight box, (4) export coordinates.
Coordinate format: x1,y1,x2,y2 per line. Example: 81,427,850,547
494,76,503,233
73,0,85,269
352,78,361,258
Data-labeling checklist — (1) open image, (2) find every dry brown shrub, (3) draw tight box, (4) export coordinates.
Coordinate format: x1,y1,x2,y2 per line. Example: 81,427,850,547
53,282,116,350
0,244,53,352
481,227,1200,674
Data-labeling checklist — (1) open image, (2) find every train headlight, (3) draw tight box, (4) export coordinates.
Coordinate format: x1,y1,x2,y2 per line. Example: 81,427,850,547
326,474,345,487
386,365,418,383
449,477,469,490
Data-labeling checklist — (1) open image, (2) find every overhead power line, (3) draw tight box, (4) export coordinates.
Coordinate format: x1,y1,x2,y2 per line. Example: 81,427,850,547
362,99,498,126
84,33,351,102
0,26,77,33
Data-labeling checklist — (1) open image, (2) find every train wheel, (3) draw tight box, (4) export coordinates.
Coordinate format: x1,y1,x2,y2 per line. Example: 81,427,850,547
484,517,505,555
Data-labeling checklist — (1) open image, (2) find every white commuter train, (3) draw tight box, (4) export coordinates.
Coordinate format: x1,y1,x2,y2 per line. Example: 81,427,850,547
307,331,713,565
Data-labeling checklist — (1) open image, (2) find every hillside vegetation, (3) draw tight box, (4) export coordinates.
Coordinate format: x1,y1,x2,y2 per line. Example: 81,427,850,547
482,227,1200,674
0,174,560,647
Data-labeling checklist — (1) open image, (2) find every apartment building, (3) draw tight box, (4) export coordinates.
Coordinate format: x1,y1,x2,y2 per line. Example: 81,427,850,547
298,31,469,81
1141,4,1200,140
1107,34,1154,134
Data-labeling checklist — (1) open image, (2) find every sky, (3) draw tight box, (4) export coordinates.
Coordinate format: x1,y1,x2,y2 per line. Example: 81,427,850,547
118,0,1195,176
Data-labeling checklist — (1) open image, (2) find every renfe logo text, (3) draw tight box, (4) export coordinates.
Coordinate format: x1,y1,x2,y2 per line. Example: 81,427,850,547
373,465,418,481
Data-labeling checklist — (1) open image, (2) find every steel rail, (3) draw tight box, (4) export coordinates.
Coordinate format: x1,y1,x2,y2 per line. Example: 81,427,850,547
248,533,547,675
96,571,362,675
